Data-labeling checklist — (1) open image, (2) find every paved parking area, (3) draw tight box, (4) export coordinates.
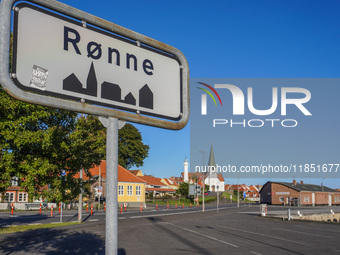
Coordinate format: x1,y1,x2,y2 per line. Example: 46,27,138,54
0,205,340,254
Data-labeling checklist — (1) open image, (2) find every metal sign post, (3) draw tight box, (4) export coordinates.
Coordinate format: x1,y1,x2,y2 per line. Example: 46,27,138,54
99,117,125,255
99,117,118,254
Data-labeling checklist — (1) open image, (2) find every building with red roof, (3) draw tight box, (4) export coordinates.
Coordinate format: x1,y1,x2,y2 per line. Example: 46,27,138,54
138,175,175,197
75,160,147,207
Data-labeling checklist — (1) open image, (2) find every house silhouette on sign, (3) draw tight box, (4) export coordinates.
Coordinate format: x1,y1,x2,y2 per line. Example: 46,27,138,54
139,84,153,109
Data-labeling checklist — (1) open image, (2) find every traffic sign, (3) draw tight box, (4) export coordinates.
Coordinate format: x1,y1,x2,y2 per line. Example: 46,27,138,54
195,197,199,202
196,184,202,195
189,184,196,196
0,0,189,130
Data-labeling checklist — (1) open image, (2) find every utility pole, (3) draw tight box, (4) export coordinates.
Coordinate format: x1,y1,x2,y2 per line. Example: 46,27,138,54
217,191,219,212
78,167,83,223
199,150,205,212
237,174,240,208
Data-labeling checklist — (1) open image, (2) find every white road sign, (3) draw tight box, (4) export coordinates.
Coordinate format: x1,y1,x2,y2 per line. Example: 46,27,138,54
3,1,189,129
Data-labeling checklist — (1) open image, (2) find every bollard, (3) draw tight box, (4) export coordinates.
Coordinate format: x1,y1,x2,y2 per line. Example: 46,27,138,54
182,202,184,209
51,205,53,217
86,203,89,213
156,203,158,210
287,208,291,220
198,201,199,207
91,205,93,215
104,203,106,212
167,203,169,209
124,203,127,211
140,203,143,212
175,203,177,209
120,204,123,214
59,203,61,214
11,203,14,215
39,203,42,214
190,202,192,208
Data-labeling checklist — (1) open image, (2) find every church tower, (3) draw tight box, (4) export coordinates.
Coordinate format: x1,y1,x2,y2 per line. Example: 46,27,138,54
184,157,189,183
208,144,217,178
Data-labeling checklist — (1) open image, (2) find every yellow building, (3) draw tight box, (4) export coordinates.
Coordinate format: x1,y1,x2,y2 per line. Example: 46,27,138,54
129,169,144,177
82,161,146,208
117,165,146,207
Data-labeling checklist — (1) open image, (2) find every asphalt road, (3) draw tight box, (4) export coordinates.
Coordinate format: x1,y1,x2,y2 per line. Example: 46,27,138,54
1,205,340,254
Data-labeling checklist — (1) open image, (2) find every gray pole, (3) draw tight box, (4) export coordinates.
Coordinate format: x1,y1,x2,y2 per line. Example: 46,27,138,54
100,117,119,255
237,174,240,208
199,151,205,213
60,202,63,223
78,168,83,223
217,191,219,212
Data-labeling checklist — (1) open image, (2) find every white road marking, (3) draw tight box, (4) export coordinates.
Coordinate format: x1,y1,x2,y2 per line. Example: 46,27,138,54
250,251,263,255
129,210,201,219
89,219,99,222
221,226,310,246
273,227,335,238
166,222,239,248
295,225,340,233
128,206,235,219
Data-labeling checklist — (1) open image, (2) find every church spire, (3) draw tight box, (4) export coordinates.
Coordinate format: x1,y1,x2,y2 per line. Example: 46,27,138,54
208,144,217,178
208,144,216,167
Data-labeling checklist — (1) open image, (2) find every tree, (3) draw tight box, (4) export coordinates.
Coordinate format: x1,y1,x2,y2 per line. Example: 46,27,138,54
0,87,104,202
205,184,209,192
118,123,149,169
176,182,189,197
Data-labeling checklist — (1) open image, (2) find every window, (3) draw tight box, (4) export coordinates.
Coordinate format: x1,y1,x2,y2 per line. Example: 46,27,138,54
304,196,310,202
5,192,15,202
118,185,124,196
279,197,285,203
127,186,133,196
18,192,28,202
136,186,141,196
11,177,18,186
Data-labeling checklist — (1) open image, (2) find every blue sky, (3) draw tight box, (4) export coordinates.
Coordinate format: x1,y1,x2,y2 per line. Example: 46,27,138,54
17,0,340,188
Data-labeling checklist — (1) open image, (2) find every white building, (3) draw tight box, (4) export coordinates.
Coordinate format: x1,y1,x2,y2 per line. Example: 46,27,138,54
205,145,225,192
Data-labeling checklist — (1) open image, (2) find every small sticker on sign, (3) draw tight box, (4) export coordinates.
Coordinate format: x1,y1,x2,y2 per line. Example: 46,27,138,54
30,65,48,90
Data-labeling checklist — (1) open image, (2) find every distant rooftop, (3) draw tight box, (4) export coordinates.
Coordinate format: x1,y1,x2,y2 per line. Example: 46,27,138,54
270,181,338,193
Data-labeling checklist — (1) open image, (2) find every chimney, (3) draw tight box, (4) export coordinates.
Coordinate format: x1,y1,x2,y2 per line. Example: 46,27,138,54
293,180,297,186
300,181,304,184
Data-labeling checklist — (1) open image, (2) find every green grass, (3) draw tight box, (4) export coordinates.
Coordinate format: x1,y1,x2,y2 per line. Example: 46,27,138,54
0,222,80,235
221,191,255,203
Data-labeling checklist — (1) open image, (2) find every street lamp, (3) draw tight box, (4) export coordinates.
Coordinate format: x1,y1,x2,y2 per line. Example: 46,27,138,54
199,150,205,212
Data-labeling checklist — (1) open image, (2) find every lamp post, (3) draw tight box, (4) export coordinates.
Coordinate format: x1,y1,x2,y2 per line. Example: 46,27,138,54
237,173,240,208
321,177,325,192
199,150,205,212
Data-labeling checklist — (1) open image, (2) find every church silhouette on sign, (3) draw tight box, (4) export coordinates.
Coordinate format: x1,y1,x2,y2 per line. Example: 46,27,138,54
63,62,154,109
